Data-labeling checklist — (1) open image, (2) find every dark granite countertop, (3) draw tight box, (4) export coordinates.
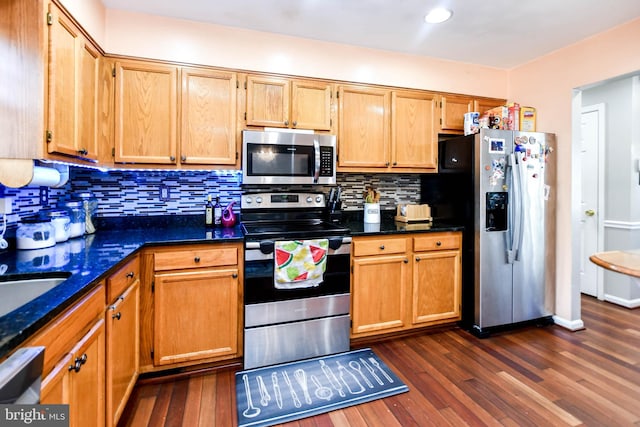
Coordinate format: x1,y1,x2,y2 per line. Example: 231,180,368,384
0,216,243,359
0,211,463,359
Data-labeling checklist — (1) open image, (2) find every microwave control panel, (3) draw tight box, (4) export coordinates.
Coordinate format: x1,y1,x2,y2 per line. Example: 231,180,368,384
319,146,334,176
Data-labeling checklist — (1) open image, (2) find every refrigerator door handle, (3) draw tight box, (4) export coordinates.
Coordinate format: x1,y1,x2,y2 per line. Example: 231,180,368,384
506,153,523,264
513,152,526,261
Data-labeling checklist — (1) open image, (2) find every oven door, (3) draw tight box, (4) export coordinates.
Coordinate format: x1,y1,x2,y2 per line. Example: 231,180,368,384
244,237,350,306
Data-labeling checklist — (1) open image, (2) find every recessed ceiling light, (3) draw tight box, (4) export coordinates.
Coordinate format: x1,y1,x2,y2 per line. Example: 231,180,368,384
424,8,453,24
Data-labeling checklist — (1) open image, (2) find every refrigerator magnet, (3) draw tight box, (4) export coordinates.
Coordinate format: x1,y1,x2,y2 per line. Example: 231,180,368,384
489,138,506,153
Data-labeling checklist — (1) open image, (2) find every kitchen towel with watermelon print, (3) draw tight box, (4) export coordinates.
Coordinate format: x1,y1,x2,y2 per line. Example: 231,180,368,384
274,239,328,289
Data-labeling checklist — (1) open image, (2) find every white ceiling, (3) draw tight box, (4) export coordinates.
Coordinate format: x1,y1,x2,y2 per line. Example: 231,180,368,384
101,0,640,68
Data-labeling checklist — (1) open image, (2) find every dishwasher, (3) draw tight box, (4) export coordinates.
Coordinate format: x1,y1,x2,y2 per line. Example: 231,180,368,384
0,346,45,404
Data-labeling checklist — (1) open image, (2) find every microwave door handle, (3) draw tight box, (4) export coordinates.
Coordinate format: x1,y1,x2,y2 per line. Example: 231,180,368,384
313,138,320,184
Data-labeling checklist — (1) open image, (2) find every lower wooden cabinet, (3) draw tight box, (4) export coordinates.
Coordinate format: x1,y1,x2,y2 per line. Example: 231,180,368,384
141,243,243,370
41,318,105,427
351,232,462,338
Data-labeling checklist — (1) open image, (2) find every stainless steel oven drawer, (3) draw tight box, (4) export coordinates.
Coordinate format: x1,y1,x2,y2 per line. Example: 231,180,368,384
244,293,349,327
243,314,350,369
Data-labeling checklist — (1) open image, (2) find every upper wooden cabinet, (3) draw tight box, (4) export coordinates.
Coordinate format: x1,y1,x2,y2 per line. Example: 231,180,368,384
245,75,333,131
46,3,100,161
113,59,178,164
391,90,438,170
338,86,437,172
439,94,507,133
439,94,474,133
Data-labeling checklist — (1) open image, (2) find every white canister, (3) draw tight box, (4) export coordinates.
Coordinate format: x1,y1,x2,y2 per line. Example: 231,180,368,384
16,218,56,250
364,203,381,223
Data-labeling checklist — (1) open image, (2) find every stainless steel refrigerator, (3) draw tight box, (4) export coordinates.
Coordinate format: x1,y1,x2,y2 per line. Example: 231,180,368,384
422,128,556,336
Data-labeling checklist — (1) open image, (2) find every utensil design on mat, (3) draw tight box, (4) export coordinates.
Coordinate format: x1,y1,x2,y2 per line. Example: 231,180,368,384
349,360,374,388
241,374,261,418
360,358,384,385
283,371,302,408
320,359,345,397
369,357,394,383
256,375,271,407
294,369,313,404
337,361,365,394
310,374,333,401
271,372,283,409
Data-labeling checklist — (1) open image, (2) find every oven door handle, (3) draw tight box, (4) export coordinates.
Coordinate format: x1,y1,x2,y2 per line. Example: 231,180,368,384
245,237,351,253
313,137,321,184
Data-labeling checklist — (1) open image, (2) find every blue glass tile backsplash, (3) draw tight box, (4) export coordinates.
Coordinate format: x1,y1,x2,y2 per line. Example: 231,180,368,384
0,167,421,228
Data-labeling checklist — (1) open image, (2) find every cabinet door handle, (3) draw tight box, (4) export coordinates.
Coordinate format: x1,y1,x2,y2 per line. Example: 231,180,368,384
393,162,397,166
415,256,421,262
112,312,121,320
194,256,201,263
436,241,442,246
69,353,88,373
379,245,385,250
232,273,238,278
181,155,187,162
170,156,176,161
385,162,390,167
284,120,289,126
404,258,409,264
126,271,134,279
77,148,88,156
292,120,297,127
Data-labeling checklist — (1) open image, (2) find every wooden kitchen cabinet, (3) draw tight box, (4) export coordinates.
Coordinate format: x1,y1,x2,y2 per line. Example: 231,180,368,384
351,232,462,339
113,59,178,164
391,90,438,170
0,1,102,164
106,256,140,427
338,86,438,172
147,243,243,368
338,85,390,169
474,97,507,117
351,236,410,337
439,94,474,133
46,2,100,161
412,233,462,325
245,75,333,131
35,284,106,427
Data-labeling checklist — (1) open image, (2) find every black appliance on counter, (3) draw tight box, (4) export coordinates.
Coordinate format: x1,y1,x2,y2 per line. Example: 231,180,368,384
241,192,351,369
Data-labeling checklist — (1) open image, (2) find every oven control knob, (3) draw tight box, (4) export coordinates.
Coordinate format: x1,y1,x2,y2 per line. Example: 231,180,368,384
306,196,313,203
315,196,322,203
245,197,252,204
256,197,263,204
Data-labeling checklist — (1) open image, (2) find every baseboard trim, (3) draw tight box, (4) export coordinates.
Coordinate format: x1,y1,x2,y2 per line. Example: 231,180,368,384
604,294,640,308
552,315,585,331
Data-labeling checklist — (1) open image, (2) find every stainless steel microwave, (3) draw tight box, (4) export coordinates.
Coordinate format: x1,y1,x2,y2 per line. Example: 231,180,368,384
242,130,336,185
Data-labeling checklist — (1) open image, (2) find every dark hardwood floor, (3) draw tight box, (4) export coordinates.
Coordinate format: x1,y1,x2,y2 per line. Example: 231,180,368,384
118,295,640,426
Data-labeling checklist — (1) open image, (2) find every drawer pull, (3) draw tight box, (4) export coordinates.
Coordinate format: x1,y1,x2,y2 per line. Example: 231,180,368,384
112,312,121,320
436,241,442,246
194,256,201,263
126,271,134,279
379,245,385,250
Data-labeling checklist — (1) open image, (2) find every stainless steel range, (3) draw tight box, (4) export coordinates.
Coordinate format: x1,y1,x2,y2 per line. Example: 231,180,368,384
241,192,351,369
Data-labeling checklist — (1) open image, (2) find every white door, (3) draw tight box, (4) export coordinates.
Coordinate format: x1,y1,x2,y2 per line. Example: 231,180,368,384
579,104,604,298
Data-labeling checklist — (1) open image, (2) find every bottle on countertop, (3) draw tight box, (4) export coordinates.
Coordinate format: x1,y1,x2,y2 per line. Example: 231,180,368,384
214,196,223,227
205,195,214,227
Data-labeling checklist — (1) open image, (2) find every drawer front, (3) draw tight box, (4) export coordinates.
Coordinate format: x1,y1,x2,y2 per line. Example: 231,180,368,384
154,247,238,271
413,233,461,252
353,237,407,257
107,256,140,302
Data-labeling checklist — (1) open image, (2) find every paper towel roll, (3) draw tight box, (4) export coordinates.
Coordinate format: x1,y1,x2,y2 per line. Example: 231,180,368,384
29,166,62,187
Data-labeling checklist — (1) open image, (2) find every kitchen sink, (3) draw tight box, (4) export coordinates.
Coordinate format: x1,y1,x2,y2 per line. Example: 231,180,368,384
0,273,71,318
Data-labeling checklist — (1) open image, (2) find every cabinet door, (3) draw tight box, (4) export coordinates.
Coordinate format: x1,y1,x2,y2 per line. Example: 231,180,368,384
338,85,390,169
106,281,139,427
391,90,437,170
181,67,238,165
291,80,332,130
351,254,409,336
439,95,474,132
154,268,239,366
69,319,106,427
46,4,99,160
114,60,178,163
412,249,461,325
41,352,72,405
246,76,290,127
